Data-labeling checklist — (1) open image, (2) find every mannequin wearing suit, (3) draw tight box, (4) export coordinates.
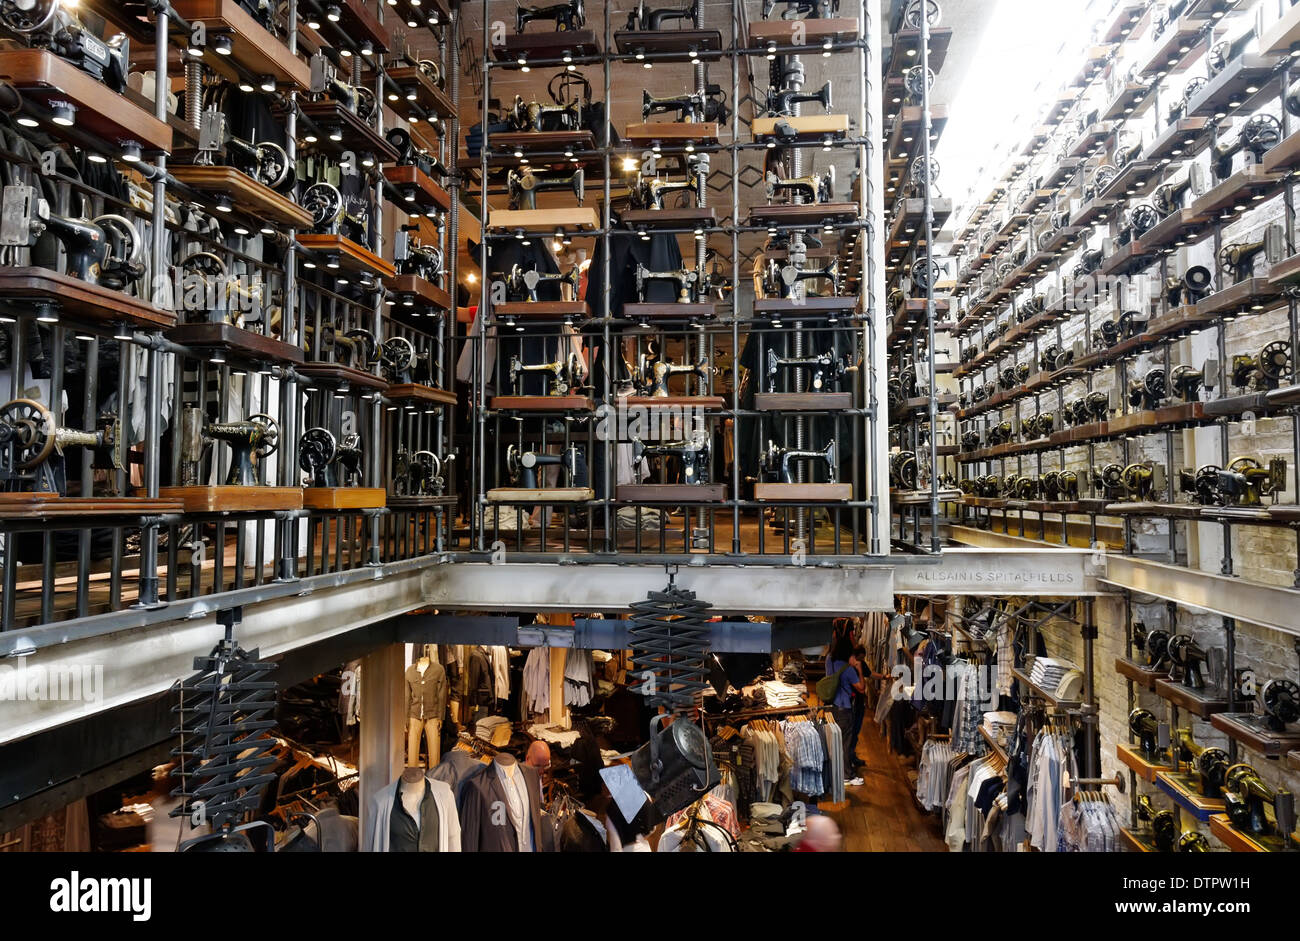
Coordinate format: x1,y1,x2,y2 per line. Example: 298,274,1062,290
406,654,447,767
368,768,461,852
460,753,549,852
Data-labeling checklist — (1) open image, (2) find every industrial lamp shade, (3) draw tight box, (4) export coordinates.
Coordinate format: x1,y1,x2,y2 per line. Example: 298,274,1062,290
626,715,719,823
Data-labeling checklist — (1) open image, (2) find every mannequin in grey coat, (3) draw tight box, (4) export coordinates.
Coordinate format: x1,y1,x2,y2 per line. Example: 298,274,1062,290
460,753,552,852
368,768,462,852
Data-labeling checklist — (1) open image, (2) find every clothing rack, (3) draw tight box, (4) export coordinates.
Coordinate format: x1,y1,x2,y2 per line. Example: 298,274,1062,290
703,704,825,728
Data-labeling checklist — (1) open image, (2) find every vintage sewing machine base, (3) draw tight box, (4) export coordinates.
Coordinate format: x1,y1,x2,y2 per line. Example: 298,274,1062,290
614,30,723,57
487,208,600,234
496,301,590,322
1211,712,1300,758
624,395,725,410
388,495,458,510
381,65,457,120
1155,770,1225,822
1115,657,1172,690
302,487,387,511
494,32,602,64
297,362,389,393
1104,502,1204,520
157,485,303,514
0,494,184,521
0,268,176,332
748,203,859,227
298,234,397,281
620,302,716,323
623,122,719,145
169,165,313,228
1196,277,1281,317
383,165,452,214
489,395,592,412
891,489,963,505
751,114,850,143
392,274,452,314
1116,742,1173,783
1210,814,1300,852
748,18,861,46
617,484,726,503
753,297,860,320
486,487,594,503
387,384,458,407
169,0,312,89
1153,678,1235,718
1118,828,1160,853
622,207,716,230
1190,165,1284,219
753,483,852,503
0,49,172,154
166,322,304,366
295,101,400,163
753,392,851,412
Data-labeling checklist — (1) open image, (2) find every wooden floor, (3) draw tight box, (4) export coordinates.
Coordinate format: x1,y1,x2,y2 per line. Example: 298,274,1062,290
819,721,949,852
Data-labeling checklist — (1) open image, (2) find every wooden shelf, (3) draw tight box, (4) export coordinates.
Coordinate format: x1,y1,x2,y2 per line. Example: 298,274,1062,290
749,203,859,226
1119,828,1160,852
0,269,175,332
624,122,719,144
1145,117,1210,163
753,297,859,318
171,0,312,91
0,49,171,154
494,31,601,64
624,396,725,410
1116,656,1171,690
386,384,457,406
753,482,853,502
1117,742,1172,783
1153,678,1235,717
1210,711,1300,758
487,207,599,233
495,301,588,322
752,114,850,143
1209,813,1300,852
1189,165,1283,218
298,234,397,281
0,495,184,521
748,18,860,45
616,484,726,502
302,487,386,510
754,392,854,412
1259,0,1300,57
613,29,723,58
383,66,456,121
391,274,451,312
165,321,304,364
388,495,458,510
488,395,592,412
297,100,400,163
383,165,451,213
486,487,594,503
1155,770,1224,821
1186,54,1279,119
623,207,717,230
620,302,716,322
157,485,303,513
296,361,388,392
170,165,312,228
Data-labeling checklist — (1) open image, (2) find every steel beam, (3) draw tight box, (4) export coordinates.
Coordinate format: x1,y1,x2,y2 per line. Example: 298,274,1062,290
892,546,1103,596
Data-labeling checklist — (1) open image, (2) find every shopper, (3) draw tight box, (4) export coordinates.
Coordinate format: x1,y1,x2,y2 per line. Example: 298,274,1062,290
795,814,843,852
825,645,886,787
525,740,552,803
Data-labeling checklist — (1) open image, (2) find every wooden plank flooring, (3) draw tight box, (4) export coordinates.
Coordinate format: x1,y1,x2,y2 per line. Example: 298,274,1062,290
819,720,948,852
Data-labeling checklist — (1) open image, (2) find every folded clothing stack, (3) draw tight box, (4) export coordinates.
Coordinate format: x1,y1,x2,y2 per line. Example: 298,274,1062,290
749,802,786,834
981,711,1018,747
475,715,512,743
1029,656,1076,693
759,680,807,709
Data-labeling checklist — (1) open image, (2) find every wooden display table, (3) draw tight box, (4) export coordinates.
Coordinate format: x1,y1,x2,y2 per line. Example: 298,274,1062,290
0,494,184,520
1117,742,1172,783
1155,770,1224,821
297,234,397,281
752,114,850,142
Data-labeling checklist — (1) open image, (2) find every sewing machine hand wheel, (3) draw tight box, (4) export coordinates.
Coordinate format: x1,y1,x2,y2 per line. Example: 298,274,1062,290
911,258,941,291
1121,463,1150,496
1259,678,1300,725
1196,747,1229,778
1242,114,1282,154
505,444,523,480
254,141,293,191
93,214,144,266
380,336,416,372
248,413,280,460
1144,368,1166,400
1193,464,1222,502
302,182,344,229
902,0,940,29
1090,163,1117,194
298,427,336,472
386,127,415,162
910,156,939,188
1258,340,1293,383
354,86,377,122
1128,204,1158,237
1217,243,1246,276
0,397,56,469
344,328,378,365
1098,463,1124,492
182,251,227,279
0,0,57,32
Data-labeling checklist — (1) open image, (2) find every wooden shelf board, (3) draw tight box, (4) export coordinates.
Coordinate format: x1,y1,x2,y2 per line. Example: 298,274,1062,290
749,202,859,226
1155,770,1224,821
1209,814,1300,852
620,302,717,322
753,482,852,502
495,301,589,320
297,100,400,163
1153,678,1234,717
486,487,593,503
624,122,719,144
0,495,184,521
754,392,853,411
747,18,860,45
623,396,725,409
488,395,592,412
1210,711,1300,758
302,487,386,510
383,66,456,120
0,269,175,332
613,29,723,56
170,164,312,228
157,485,303,514
1116,656,1171,690
391,274,451,311
1117,742,1172,783
616,484,726,502
495,31,601,63
386,383,457,406
296,361,388,392
487,207,599,233
623,207,717,229
298,234,397,281
752,114,850,142
165,321,303,363
383,165,452,212
171,0,312,90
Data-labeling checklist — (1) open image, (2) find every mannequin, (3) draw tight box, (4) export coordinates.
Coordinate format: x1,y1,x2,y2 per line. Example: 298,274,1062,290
406,652,447,767
368,768,461,852
494,753,531,852
460,751,547,851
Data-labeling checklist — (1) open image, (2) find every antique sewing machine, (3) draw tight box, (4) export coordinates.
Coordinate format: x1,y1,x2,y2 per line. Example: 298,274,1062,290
507,352,583,395
1167,633,1212,689
764,79,832,118
623,0,699,29
1022,413,1054,439
0,398,120,494
974,475,1001,498
507,263,581,302
632,155,706,210
635,264,700,303
1119,462,1164,501
1039,471,1079,502
1073,246,1103,279
1117,204,1159,246
1135,794,1179,852
1224,763,1297,840
764,167,835,204
379,337,432,385
1219,225,1284,284
178,406,279,487
765,349,848,394
1177,465,1223,506
641,87,728,124
0,184,144,290
1173,728,1231,798
1128,367,1166,411
386,127,446,182
1,0,130,91
631,428,710,484
998,363,1030,390
1213,457,1288,507
1165,265,1214,307
1152,164,1205,217
761,257,840,299
298,428,363,487
516,0,586,32
506,444,588,488
760,439,837,484
889,451,918,491
302,182,367,243
309,53,375,120
1231,341,1292,391
1170,364,1206,402
313,325,376,370
903,65,933,107
985,421,1014,446
637,355,710,398
1212,114,1283,181
194,110,294,193
506,168,585,210
1091,463,1127,501
762,0,839,18
960,430,981,452
1039,344,1072,373
506,95,582,133
394,447,453,497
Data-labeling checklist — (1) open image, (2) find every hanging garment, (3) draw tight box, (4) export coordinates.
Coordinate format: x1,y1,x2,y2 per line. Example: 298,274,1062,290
522,646,550,714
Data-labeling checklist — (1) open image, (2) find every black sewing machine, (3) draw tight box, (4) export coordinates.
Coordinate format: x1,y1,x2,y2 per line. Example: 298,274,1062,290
632,430,710,485
506,263,580,302
1135,794,1179,852
507,352,583,395
299,428,364,487
640,356,712,397
0,398,120,495
516,0,586,32
1165,265,1214,307
1224,763,1297,839
1174,728,1230,798
765,349,847,394
1,1,130,91
1211,114,1282,181
0,184,144,290
302,182,368,243
506,168,585,210
313,324,376,370
1213,457,1288,507
506,95,582,133
633,157,707,210
623,0,699,30
760,438,837,484
195,111,294,193
1039,470,1079,502
179,407,279,487
380,337,432,385
761,0,839,19
395,228,445,283
1218,225,1284,284
635,264,701,303
890,450,918,490
309,53,376,120
507,444,587,488
765,80,832,118
761,256,839,298
764,167,835,204
1231,341,1292,391
641,87,729,124
1128,708,1170,761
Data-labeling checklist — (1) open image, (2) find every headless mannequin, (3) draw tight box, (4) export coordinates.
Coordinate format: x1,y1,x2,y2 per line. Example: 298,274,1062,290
407,656,442,767
388,766,440,852
495,753,531,852
398,767,424,824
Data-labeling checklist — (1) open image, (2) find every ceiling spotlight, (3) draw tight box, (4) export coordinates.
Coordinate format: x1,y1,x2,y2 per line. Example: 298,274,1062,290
186,36,204,57
260,74,276,93
213,34,233,55
113,323,132,341
404,187,417,202
87,152,107,164
405,88,418,101
51,100,76,126
35,304,58,323
622,156,637,171
209,351,226,364
329,126,343,142
326,254,341,269
361,41,374,57
260,225,275,235
16,116,38,128
233,223,250,235
326,5,341,23
340,47,352,57
361,152,375,168
215,194,233,213
306,16,322,29
120,140,142,162
304,131,319,143
238,79,256,93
